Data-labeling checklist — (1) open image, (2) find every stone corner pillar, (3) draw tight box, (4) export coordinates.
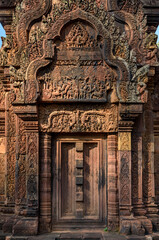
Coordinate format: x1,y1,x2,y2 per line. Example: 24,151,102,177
118,123,133,218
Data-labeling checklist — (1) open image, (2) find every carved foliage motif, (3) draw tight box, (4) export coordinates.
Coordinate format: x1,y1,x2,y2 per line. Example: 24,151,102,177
120,152,130,205
6,93,16,203
132,133,142,204
16,118,26,204
39,104,118,133
117,0,141,14
27,133,38,204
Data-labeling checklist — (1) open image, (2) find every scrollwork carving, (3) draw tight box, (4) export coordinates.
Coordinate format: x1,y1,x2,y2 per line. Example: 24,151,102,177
39,104,118,133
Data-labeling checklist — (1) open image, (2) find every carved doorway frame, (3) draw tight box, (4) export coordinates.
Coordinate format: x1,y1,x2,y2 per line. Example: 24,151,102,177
52,134,107,230
39,133,108,232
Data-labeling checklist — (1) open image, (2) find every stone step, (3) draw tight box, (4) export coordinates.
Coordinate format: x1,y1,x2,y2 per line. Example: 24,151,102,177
2,233,159,240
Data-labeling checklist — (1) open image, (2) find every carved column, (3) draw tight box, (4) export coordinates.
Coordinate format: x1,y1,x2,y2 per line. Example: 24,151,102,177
107,134,119,231
39,133,52,233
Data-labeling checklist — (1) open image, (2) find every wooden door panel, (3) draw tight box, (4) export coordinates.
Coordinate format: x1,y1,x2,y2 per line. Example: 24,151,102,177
61,143,76,218
84,143,99,218
52,136,106,228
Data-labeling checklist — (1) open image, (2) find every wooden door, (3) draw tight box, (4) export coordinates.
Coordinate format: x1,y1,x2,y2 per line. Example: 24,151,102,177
52,136,106,229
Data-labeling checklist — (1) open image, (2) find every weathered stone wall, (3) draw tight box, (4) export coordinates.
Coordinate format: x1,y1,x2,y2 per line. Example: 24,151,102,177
0,0,158,237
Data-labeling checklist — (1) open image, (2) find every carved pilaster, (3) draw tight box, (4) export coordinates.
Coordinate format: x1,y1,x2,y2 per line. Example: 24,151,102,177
39,133,52,233
107,134,119,231
12,105,39,236
118,103,154,235
118,121,144,236
132,115,145,215
118,128,132,217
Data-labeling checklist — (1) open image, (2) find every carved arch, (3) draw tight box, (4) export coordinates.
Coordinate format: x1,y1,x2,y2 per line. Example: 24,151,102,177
25,8,130,104
17,0,52,47
107,0,148,61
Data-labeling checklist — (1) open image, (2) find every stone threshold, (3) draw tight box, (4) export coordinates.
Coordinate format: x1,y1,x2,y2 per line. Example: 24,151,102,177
1,232,159,240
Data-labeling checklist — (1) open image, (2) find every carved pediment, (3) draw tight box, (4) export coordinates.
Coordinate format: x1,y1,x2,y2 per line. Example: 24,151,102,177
37,20,117,102
17,3,131,104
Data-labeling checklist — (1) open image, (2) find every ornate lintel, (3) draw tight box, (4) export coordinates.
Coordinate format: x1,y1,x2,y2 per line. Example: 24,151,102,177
39,104,118,133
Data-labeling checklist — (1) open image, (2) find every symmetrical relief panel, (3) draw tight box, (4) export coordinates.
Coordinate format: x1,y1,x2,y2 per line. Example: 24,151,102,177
39,104,118,133
37,20,117,103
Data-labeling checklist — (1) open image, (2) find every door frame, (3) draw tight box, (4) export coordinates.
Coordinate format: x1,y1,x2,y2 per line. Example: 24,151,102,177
52,134,107,230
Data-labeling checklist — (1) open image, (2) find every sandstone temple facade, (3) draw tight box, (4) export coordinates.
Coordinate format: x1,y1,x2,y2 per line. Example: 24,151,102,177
0,0,159,238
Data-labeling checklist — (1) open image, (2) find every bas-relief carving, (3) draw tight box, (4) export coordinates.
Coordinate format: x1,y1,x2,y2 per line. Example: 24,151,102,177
0,0,159,236
118,132,131,151
128,65,149,103
39,104,118,133
37,20,117,103
20,0,130,104
1,0,155,105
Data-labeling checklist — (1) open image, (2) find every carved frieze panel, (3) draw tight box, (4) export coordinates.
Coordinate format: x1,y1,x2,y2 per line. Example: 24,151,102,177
37,21,117,103
39,104,118,133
